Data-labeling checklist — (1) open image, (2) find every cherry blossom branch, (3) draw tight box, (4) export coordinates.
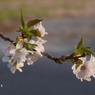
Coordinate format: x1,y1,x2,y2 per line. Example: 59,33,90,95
0,32,85,64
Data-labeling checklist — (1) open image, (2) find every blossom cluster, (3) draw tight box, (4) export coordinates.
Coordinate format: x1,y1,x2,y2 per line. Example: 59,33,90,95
72,55,95,82
2,22,48,74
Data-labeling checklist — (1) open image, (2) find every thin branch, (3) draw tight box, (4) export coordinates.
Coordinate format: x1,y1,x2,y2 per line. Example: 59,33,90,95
41,52,85,63
41,52,63,62
0,32,14,43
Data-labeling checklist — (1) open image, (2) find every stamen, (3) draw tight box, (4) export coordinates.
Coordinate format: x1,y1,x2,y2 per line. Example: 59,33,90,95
81,65,86,71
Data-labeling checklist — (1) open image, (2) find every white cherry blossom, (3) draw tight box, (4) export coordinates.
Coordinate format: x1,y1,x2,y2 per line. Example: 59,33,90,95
27,52,38,65
26,39,46,65
9,42,28,62
2,45,13,62
72,55,95,82
35,39,47,52
89,55,95,78
2,45,12,56
7,60,24,74
29,39,47,51
33,22,48,37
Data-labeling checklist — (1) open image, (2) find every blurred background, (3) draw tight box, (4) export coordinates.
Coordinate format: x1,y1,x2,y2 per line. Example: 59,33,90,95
0,0,95,95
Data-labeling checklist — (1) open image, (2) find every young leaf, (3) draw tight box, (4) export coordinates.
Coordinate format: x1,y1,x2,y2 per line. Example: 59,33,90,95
81,47,94,56
23,43,32,50
20,29,32,41
25,32,32,41
27,19,43,28
20,9,25,29
73,49,79,55
56,60,64,64
76,37,84,49
30,29,41,37
66,59,72,62
75,60,82,69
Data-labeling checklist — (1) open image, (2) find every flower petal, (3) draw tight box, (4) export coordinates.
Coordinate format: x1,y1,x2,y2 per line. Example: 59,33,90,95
9,49,16,55
2,56,9,62
16,42,23,49
10,66,16,74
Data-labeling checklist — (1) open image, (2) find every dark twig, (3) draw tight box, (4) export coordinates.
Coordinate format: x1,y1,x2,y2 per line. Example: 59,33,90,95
0,32,14,43
41,52,85,63
41,52,62,62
